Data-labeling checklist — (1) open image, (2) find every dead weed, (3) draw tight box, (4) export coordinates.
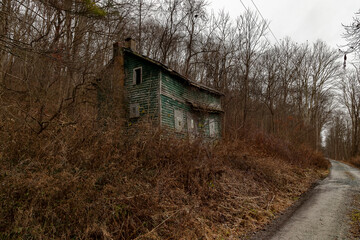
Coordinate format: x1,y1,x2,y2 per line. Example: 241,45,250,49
0,120,328,239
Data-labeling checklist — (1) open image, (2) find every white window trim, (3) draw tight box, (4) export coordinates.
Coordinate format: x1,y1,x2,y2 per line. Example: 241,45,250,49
133,67,142,85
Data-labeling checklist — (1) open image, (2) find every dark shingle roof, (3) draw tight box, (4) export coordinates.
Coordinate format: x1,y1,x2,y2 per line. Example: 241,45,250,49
123,48,224,96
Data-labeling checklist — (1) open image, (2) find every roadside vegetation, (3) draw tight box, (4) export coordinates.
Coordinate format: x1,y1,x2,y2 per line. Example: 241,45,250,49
349,195,360,239
0,119,329,239
343,157,360,169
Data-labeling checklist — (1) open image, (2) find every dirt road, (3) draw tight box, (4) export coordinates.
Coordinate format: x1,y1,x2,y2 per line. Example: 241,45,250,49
253,160,360,240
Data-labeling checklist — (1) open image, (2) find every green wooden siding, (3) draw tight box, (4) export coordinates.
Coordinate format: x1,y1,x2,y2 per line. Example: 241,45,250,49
185,86,221,107
161,72,185,101
160,94,189,129
124,52,160,121
160,72,222,138
122,50,222,138
161,72,221,108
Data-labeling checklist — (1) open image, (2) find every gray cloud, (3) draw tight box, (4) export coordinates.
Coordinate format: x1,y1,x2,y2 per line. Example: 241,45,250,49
210,0,359,48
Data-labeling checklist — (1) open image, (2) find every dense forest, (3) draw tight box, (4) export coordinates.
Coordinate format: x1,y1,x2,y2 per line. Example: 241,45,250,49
1,0,352,149
0,0,359,238
325,11,360,160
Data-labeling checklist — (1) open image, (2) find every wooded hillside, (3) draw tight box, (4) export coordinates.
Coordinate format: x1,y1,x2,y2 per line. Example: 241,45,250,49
0,0,344,147
1,0,357,239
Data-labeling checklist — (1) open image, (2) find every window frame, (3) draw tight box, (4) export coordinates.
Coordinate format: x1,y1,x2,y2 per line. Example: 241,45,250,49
174,109,184,132
209,118,216,137
129,103,140,118
133,67,142,85
187,113,198,136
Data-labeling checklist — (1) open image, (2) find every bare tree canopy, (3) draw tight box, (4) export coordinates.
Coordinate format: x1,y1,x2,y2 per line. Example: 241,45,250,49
0,0,342,150
343,10,360,52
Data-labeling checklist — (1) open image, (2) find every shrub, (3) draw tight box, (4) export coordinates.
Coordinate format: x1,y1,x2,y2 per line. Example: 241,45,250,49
0,118,328,239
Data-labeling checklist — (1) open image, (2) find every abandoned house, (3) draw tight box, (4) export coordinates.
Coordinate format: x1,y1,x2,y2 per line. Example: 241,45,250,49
98,38,224,138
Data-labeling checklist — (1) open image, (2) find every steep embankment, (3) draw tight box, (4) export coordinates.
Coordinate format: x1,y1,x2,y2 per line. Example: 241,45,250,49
0,123,328,239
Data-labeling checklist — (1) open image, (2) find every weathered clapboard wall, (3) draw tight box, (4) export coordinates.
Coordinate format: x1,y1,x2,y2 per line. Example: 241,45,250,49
183,85,222,138
110,46,223,139
124,51,160,122
160,71,222,138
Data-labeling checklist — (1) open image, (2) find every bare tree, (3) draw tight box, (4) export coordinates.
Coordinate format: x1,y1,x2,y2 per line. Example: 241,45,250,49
0,0,115,134
343,10,360,53
182,0,207,78
235,9,268,127
339,67,360,156
257,47,280,133
325,112,351,160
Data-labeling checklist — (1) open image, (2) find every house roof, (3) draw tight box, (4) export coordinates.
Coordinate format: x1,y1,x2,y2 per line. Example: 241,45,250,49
123,48,224,96
186,100,224,113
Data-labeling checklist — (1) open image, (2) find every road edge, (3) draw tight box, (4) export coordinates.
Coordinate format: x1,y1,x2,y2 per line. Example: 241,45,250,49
246,172,329,240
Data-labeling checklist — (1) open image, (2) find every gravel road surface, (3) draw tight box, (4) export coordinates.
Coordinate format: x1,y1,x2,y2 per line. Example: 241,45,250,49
253,160,360,240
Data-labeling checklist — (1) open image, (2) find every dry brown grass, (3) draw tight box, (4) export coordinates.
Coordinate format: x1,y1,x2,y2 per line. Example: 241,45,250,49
0,119,329,239
345,157,360,170
349,195,360,239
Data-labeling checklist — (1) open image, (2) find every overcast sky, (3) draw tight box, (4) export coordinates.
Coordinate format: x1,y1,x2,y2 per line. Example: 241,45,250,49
210,0,359,50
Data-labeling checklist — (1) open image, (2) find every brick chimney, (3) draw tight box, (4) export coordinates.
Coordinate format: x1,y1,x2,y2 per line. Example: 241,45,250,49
124,37,137,52
113,42,122,58
111,41,125,86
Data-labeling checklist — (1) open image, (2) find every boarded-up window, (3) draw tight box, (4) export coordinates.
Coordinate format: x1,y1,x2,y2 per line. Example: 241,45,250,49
174,109,184,132
133,67,142,85
130,103,140,118
209,118,216,137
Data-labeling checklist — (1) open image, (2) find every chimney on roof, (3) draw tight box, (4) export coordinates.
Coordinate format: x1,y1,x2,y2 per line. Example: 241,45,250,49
112,37,137,59
113,42,122,58
124,37,137,52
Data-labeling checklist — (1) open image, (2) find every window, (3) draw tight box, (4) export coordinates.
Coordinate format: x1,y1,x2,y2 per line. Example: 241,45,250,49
130,103,140,118
187,113,197,136
174,109,184,132
133,67,142,85
209,118,216,137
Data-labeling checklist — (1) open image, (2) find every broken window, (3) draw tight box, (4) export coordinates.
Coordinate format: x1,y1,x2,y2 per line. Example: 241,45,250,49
133,67,142,85
174,109,184,132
